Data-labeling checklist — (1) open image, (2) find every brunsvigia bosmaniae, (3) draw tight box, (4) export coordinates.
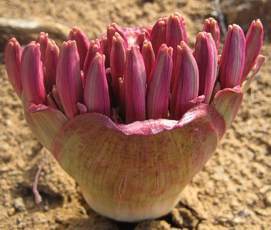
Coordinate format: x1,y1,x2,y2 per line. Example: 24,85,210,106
5,13,264,222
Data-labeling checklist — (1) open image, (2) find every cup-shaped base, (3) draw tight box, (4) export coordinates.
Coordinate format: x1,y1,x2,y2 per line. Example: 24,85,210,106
51,104,224,221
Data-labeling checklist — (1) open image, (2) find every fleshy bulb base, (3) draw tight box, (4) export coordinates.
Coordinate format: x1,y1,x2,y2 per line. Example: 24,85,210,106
83,189,179,222
51,107,224,221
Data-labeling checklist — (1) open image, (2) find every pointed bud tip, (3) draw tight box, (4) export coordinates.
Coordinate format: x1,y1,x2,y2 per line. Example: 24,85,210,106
205,17,218,25
228,24,244,34
226,24,245,41
179,40,187,48
169,12,185,22
252,19,264,31
255,19,263,27
5,38,19,52
93,52,104,61
38,32,48,38
63,40,77,48
143,40,151,47
107,23,122,34
7,37,19,45
25,41,40,50
155,44,173,58
47,39,58,48
113,32,124,43
167,46,173,56
196,31,212,41
178,41,191,54
128,44,140,54
6,38,20,51
203,18,219,31
157,19,166,26
166,13,188,45
69,27,83,36
160,43,172,51
5,37,22,97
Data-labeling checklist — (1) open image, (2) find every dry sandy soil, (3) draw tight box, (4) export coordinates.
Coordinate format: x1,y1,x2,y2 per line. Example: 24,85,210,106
0,0,270,229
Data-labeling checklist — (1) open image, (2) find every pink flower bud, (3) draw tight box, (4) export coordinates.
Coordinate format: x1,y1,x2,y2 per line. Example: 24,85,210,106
37,32,48,62
194,32,218,103
219,25,246,88
68,27,90,69
107,23,127,54
44,39,59,91
99,36,109,67
166,13,188,50
242,19,264,81
100,36,108,55
83,40,101,76
150,19,166,55
171,42,199,119
142,40,155,85
124,46,146,123
5,38,22,97
136,30,149,49
56,41,83,118
203,17,220,50
110,33,126,77
147,44,173,119
170,13,188,90
84,53,110,116
21,42,46,104
110,32,126,101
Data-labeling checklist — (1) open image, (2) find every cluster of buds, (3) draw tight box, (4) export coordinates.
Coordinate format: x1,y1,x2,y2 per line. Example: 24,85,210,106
5,14,264,124
5,13,264,222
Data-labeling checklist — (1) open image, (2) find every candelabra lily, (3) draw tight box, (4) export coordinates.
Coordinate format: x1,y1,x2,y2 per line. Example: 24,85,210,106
5,13,264,222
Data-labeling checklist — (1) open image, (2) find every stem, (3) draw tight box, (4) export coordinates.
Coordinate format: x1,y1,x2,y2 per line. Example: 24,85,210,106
32,163,43,204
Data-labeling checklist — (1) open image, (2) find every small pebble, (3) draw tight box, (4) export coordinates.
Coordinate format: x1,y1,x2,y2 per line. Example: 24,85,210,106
232,216,245,224
79,206,87,215
13,197,26,212
176,0,187,7
43,205,49,211
264,191,271,207
7,208,15,216
135,220,171,230
237,209,252,218
172,208,198,228
55,214,65,224
0,166,9,173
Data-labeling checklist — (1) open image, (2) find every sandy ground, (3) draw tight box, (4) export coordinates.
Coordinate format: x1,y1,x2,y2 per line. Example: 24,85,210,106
0,0,270,229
